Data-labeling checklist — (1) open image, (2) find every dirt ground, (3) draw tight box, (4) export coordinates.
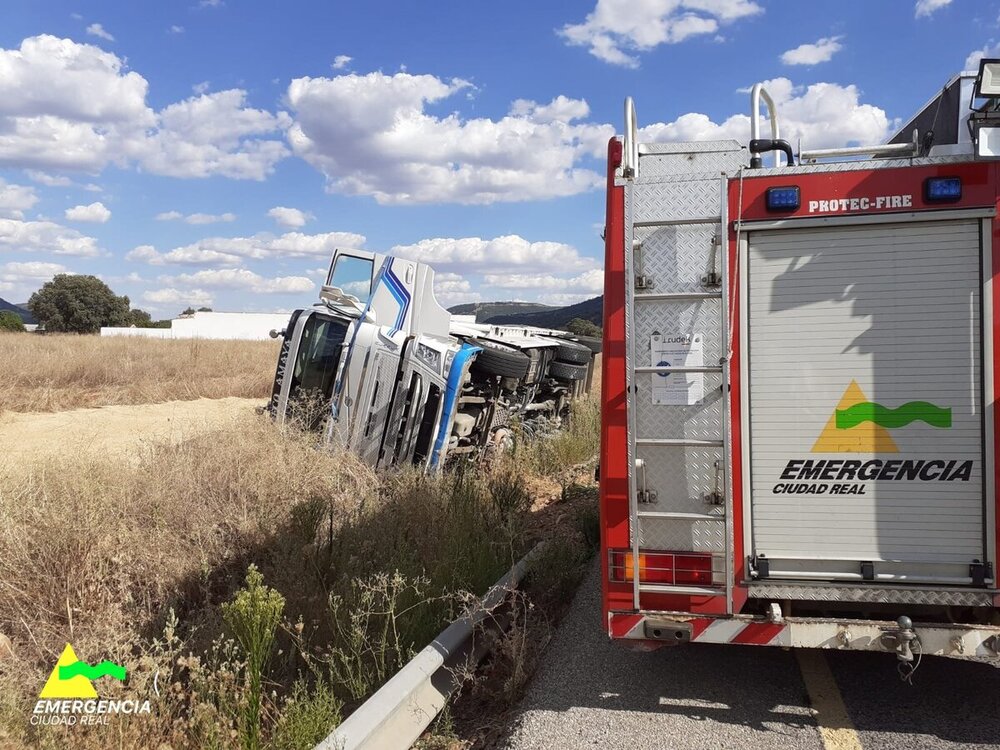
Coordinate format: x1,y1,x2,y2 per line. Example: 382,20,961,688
0,396,263,467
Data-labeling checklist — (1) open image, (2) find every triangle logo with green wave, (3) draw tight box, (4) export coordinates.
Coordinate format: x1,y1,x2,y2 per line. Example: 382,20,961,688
811,380,951,454
39,644,127,699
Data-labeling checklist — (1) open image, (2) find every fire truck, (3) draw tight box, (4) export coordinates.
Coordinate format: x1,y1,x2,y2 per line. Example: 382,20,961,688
600,64,1000,664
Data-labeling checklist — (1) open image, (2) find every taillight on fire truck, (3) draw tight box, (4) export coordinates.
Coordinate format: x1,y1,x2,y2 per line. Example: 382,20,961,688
609,550,713,585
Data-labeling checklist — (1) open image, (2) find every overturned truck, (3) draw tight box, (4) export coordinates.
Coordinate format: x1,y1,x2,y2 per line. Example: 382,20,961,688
267,249,599,470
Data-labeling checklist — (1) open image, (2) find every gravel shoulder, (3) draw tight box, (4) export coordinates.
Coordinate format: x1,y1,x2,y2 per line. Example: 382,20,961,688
499,560,1000,750
0,397,262,467
499,560,823,750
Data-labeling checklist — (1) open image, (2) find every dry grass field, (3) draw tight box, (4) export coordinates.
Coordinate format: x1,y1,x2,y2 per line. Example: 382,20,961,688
0,336,601,749
0,333,278,413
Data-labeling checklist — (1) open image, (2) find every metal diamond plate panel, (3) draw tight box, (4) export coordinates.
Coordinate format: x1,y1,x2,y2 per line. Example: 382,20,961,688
747,582,996,607
749,153,973,178
635,374,722,442
633,224,718,294
639,140,743,155
637,516,726,554
637,144,744,183
634,179,723,223
637,445,724,511
633,301,722,360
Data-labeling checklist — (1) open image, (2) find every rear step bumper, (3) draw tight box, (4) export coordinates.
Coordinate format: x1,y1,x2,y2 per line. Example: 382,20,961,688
609,611,1000,659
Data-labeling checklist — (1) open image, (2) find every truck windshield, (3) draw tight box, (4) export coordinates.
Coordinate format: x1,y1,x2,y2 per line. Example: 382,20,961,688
287,313,348,429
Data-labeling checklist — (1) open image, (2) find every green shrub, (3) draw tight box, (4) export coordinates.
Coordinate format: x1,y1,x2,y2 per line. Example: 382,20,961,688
0,311,25,332
270,677,342,750
223,566,285,750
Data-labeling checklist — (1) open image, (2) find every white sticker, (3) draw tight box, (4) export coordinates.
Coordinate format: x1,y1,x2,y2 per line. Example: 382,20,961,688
650,333,704,405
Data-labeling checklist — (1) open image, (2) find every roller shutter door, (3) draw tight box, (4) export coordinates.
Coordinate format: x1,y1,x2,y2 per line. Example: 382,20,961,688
747,219,986,582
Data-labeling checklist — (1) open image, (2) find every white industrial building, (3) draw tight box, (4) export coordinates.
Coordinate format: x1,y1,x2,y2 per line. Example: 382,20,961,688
101,311,290,340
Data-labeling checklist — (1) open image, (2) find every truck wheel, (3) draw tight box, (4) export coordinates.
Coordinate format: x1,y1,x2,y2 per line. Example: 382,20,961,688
468,338,530,379
573,335,603,354
546,337,592,365
548,360,589,381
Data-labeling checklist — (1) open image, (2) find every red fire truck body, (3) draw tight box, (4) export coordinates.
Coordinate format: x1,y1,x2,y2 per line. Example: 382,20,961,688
600,71,1000,659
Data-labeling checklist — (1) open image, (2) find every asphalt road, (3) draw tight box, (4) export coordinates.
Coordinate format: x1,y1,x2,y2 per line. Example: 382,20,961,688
499,561,1000,750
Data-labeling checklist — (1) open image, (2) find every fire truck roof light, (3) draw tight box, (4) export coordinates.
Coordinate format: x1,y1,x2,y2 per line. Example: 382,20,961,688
976,59,1000,98
924,177,962,203
765,186,800,212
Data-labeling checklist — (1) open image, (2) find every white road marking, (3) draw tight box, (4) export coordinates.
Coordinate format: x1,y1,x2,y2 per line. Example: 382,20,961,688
796,649,864,750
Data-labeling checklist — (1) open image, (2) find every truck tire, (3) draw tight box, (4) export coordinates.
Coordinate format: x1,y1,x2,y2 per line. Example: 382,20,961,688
548,360,589,381
573,335,603,354
545,337,592,365
468,338,530,379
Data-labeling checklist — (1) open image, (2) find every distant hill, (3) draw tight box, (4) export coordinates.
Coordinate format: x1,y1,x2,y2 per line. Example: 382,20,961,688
0,297,35,324
485,295,602,329
448,301,556,321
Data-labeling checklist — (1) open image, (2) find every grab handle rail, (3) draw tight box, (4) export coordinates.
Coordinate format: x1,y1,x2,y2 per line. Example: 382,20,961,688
749,83,793,168
622,96,639,179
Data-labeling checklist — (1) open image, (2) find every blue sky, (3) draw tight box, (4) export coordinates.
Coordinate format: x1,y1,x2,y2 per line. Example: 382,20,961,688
0,0,994,315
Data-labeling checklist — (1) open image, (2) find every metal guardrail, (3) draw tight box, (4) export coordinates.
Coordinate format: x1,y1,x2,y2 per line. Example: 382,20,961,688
316,542,547,750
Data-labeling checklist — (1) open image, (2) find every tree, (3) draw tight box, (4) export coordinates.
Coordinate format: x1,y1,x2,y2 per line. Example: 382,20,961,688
127,308,153,327
0,311,25,332
28,275,130,334
181,307,196,316
566,317,601,337
197,306,213,312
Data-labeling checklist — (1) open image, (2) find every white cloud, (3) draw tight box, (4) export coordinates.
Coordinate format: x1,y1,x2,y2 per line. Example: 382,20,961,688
966,42,1000,72
86,23,114,42
187,212,236,225
483,269,604,293
0,218,102,256
267,206,312,228
128,230,367,267
137,90,291,180
286,71,612,204
332,55,353,70
168,268,314,294
781,36,843,66
0,179,38,219
169,25,185,34
126,245,164,265
640,77,890,152
0,260,73,297
156,210,236,224
193,81,210,95
432,271,478,305
65,201,111,223
25,170,72,187
199,0,224,7
559,0,762,68
390,235,598,275
1,260,71,281
143,287,213,307
916,0,952,18
0,36,289,180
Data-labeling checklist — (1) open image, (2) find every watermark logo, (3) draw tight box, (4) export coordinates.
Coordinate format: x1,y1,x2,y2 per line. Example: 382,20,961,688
811,379,951,453
32,644,150,726
39,643,126,699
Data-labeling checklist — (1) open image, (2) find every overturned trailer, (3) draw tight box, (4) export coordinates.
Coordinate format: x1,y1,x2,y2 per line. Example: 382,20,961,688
267,249,599,470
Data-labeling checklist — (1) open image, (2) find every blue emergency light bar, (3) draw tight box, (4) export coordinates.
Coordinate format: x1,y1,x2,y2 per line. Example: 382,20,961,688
765,186,800,211
923,177,962,203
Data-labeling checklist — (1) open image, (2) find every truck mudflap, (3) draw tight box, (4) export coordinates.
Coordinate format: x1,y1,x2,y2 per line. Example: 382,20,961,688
609,611,1000,659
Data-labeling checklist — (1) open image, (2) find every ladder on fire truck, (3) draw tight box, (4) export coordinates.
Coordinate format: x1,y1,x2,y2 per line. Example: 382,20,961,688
618,97,751,613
